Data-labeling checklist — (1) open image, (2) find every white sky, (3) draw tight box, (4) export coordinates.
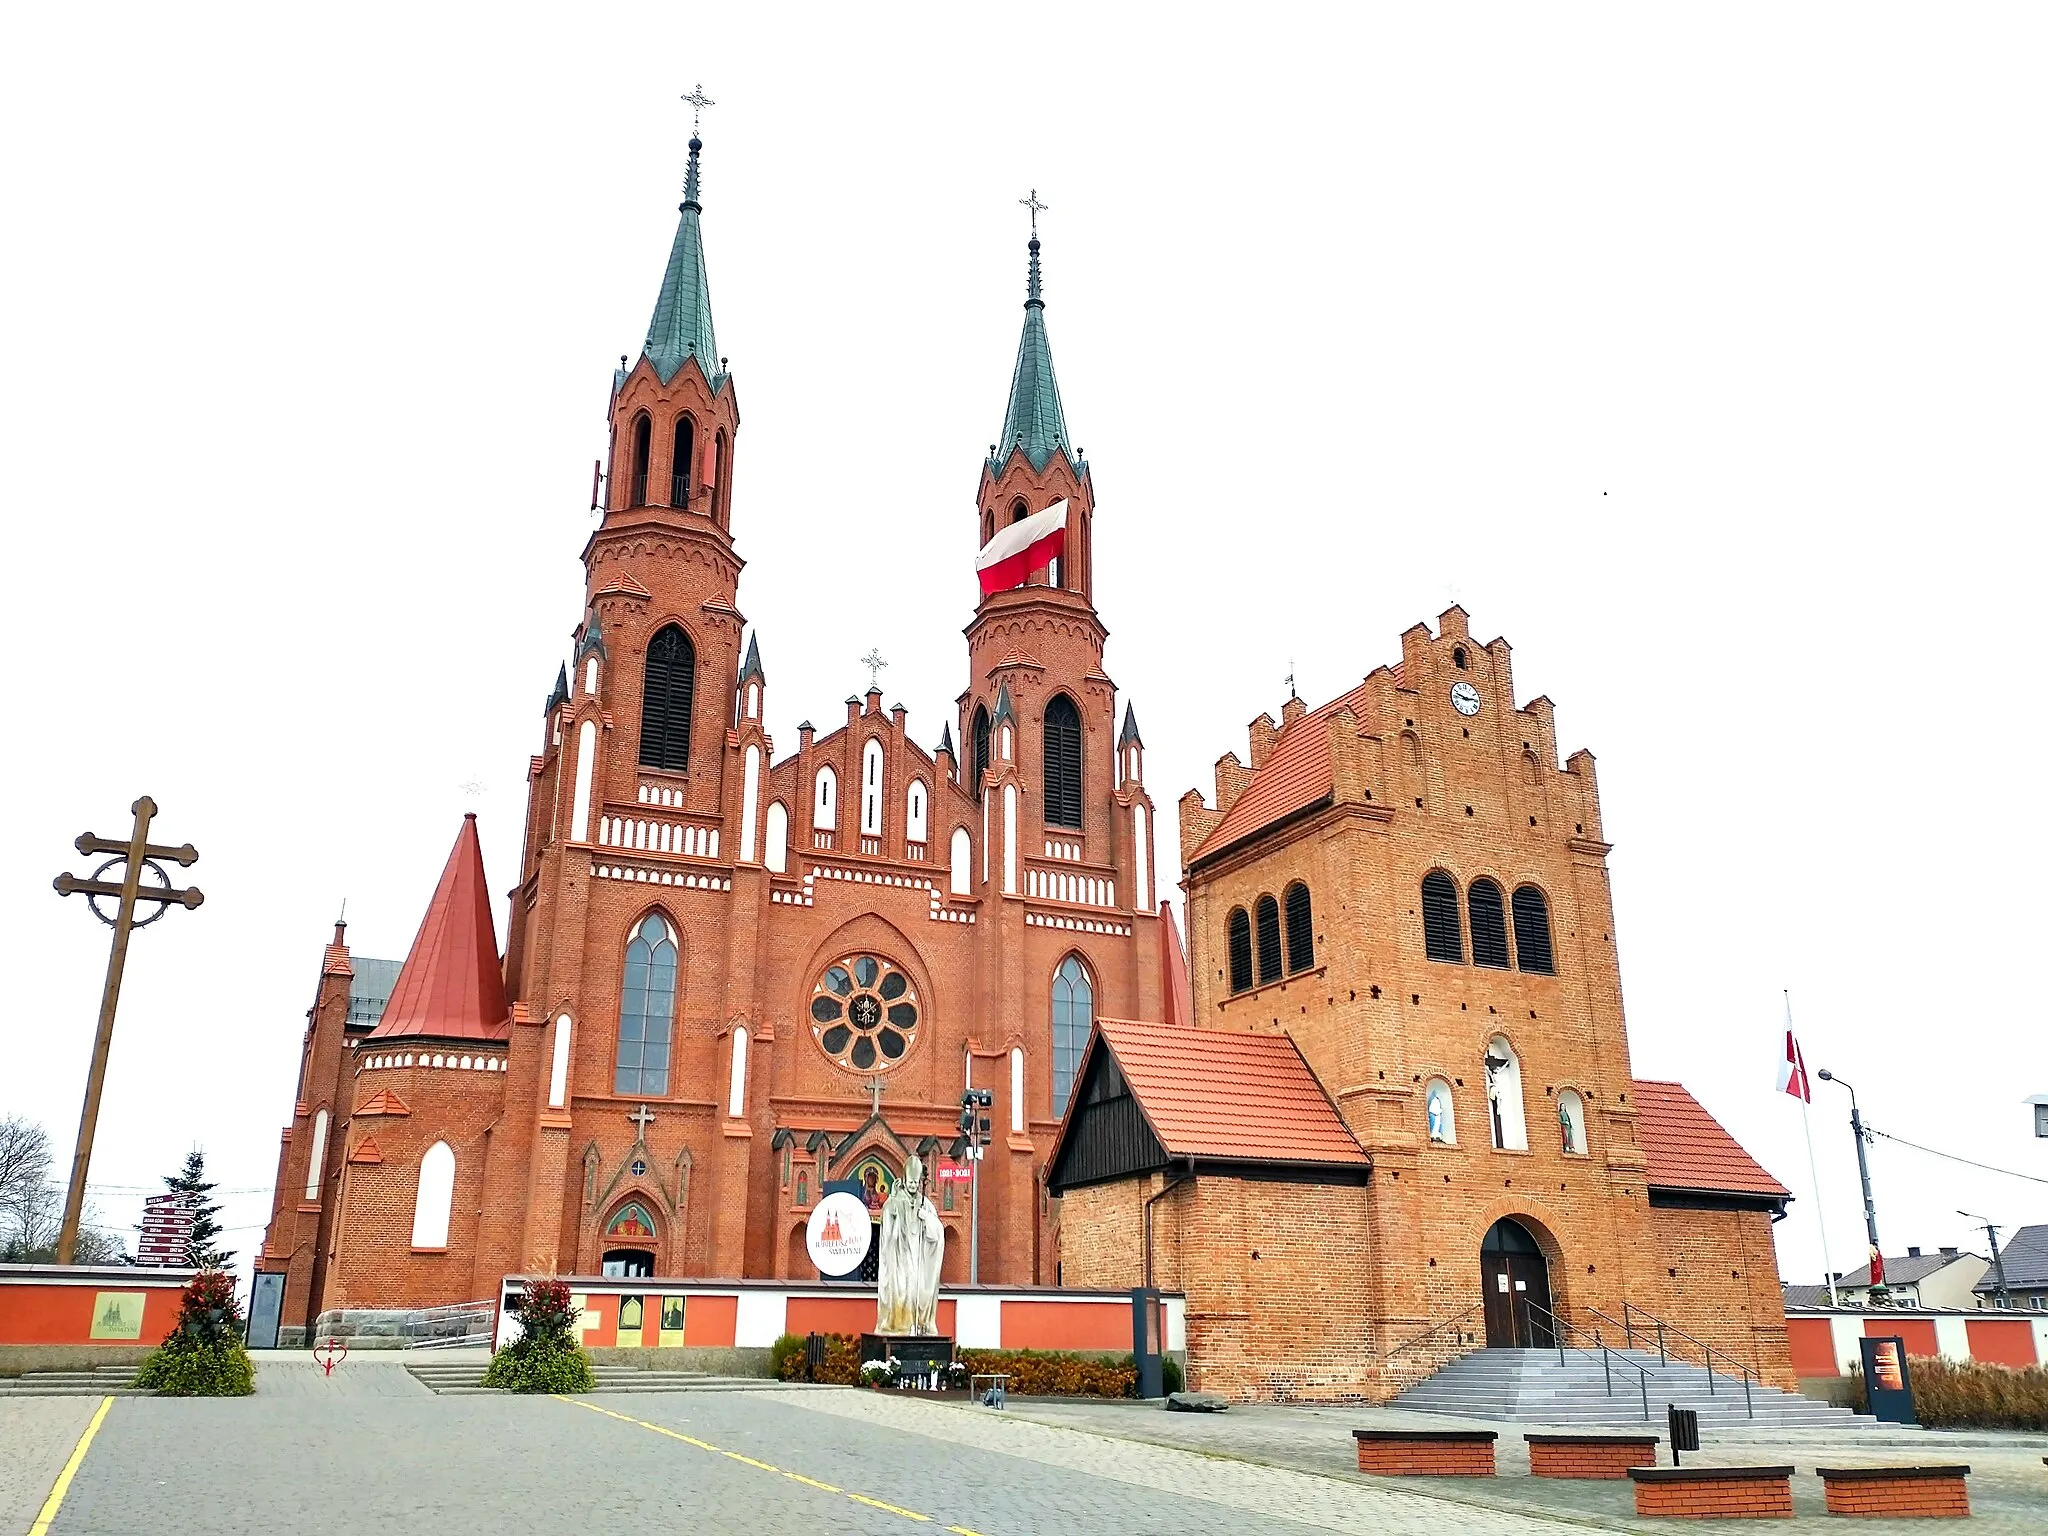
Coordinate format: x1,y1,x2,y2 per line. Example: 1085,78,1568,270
3,5,2044,1299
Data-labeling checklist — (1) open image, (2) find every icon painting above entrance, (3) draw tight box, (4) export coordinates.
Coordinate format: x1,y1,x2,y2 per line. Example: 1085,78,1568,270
1480,1217,1554,1349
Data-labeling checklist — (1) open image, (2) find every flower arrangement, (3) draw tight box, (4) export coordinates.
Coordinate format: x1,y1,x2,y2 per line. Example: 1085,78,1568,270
135,1268,255,1396
482,1277,595,1394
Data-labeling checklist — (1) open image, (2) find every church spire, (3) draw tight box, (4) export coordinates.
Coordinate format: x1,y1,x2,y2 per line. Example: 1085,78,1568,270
643,89,722,386
996,190,1070,472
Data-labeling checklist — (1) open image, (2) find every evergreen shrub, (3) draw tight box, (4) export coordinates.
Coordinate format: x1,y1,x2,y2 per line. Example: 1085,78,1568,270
483,1278,595,1394
135,1269,255,1397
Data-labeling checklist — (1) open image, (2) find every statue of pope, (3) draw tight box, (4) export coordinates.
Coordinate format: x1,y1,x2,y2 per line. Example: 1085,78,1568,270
876,1154,946,1335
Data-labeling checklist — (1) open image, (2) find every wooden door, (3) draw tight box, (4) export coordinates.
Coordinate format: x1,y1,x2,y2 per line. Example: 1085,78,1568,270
1482,1249,1517,1346
1509,1251,1554,1348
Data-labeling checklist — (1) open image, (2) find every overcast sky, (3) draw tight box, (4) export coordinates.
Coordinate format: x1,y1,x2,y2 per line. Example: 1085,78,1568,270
3,5,2044,1296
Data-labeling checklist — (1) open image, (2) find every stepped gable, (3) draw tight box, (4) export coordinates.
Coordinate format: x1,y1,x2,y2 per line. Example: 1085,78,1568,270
1631,1079,1789,1201
366,814,510,1044
1190,671,1401,864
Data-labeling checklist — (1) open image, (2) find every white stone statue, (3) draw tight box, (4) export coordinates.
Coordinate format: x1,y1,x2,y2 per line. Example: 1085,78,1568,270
876,1154,946,1335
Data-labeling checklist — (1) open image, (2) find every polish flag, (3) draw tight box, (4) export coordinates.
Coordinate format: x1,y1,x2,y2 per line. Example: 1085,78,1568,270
1776,1027,1811,1103
976,502,1068,596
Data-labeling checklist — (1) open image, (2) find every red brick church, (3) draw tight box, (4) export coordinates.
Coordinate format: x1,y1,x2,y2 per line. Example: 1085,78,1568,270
258,129,1181,1342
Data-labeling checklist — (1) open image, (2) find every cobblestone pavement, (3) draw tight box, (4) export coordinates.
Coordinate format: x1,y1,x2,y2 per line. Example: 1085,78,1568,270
0,1398,97,1534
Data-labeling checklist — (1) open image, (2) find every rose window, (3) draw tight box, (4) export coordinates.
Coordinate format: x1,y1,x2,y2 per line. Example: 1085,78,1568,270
810,954,919,1072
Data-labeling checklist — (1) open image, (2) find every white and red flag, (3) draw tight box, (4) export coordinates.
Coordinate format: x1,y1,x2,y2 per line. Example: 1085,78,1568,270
976,502,1068,596
1776,1025,1812,1103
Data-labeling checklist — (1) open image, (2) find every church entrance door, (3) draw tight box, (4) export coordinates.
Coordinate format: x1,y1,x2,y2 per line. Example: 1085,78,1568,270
1480,1218,1554,1348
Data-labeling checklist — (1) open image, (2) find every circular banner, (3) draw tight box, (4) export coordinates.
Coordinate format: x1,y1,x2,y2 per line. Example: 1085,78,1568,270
805,1191,873,1277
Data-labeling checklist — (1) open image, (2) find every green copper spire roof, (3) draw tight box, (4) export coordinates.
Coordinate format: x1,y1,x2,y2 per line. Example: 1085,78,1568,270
642,135,722,386
995,234,1070,472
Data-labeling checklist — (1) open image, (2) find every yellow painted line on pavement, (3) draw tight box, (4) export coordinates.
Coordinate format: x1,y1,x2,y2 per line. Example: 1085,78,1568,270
28,1395,113,1536
561,1395,967,1528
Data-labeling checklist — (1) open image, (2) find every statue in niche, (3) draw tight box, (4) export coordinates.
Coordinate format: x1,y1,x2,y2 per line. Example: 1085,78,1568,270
875,1154,945,1335
1426,1084,1452,1144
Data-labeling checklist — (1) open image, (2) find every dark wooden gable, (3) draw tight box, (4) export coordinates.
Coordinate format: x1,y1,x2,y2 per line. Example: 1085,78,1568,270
1046,1041,1169,1193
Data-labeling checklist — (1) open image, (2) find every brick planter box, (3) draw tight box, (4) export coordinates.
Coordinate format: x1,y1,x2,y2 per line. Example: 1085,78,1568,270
1525,1433,1660,1479
1817,1466,1971,1519
1352,1429,1497,1477
1627,1465,1794,1519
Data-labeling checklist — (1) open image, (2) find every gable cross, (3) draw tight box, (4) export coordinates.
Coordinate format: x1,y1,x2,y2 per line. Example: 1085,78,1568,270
860,648,888,691
626,1104,657,1138
864,1074,886,1118
682,83,715,134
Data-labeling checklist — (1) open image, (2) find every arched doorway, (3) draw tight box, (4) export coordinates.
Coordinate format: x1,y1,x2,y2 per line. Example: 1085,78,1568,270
1480,1217,1554,1348
601,1200,659,1278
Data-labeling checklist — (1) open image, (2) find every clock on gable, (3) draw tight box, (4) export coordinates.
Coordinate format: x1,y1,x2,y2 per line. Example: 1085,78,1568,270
1450,681,1481,717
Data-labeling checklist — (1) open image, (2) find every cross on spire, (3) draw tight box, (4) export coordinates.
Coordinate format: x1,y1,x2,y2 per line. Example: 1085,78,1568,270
627,1104,657,1137
1019,188,1048,235
682,83,715,134
860,648,888,691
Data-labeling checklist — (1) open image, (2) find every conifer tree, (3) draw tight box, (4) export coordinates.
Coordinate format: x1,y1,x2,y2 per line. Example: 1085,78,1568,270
164,1149,232,1269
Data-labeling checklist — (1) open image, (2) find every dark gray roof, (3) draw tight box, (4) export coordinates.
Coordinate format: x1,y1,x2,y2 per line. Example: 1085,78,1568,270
347,957,403,1029
1975,1224,2048,1292
1782,1284,1835,1310
1836,1250,1980,1289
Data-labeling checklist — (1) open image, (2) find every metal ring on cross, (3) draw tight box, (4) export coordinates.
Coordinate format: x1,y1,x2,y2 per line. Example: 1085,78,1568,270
83,856,181,928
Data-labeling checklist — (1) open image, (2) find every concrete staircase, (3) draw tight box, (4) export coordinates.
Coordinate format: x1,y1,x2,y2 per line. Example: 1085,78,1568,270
0,1365,146,1398
1393,1347,1879,1429
405,1360,791,1396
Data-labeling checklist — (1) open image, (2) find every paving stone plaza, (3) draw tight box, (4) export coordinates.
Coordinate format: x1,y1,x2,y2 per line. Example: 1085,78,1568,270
5,1354,2046,1535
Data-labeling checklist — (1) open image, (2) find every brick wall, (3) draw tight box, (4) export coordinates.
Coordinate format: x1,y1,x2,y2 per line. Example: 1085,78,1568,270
1819,1470,1969,1518
1526,1437,1658,1479
1630,1470,1795,1519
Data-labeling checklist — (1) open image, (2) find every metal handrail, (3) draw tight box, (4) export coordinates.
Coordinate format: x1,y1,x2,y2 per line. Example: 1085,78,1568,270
1607,1302,1756,1418
1385,1302,1485,1362
1522,1300,1654,1420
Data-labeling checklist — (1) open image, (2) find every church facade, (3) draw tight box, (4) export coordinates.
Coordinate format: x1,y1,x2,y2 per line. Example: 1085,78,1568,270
258,131,1179,1341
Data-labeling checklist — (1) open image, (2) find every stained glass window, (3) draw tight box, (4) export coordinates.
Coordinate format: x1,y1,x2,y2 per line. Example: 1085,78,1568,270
616,916,677,1095
811,956,919,1073
1052,955,1093,1118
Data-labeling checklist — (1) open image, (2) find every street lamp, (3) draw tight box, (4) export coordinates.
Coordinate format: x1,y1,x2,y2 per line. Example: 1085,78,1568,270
957,1089,993,1286
1816,1068,1886,1301
1959,1211,2014,1310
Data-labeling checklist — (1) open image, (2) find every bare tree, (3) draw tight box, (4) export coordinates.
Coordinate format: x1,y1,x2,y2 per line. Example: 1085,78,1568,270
0,1116,125,1264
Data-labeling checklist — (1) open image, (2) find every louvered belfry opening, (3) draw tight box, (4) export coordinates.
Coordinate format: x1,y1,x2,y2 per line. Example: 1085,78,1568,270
1254,894,1283,984
1469,877,1511,969
1513,885,1556,974
1043,694,1083,829
1422,870,1464,962
639,624,697,772
1227,908,1253,993
670,415,694,507
970,705,992,801
1283,882,1315,973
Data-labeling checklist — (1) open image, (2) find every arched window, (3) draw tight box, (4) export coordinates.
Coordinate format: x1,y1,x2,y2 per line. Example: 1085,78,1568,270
1011,498,1027,524
711,431,728,524
1253,893,1282,984
1452,646,1468,670
615,914,677,1095
670,415,695,507
727,1026,748,1118
411,1141,455,1248
1558,1088,1588,1156
629,413,651,506
1421,871,1464,963
1051,955,1093,1118
1469,877,1510,969
813,765,837,830
764,801,789,873
1043,694,1083,830
971,705,991,802
1483,1036,1528,1151
304,1108,328,1201
1283,882,1314,973
548,1014,573,1108
906,780,929,845
1424,1079,1456,1145
1512,885,1556,975
638,624,696,772
983,510,993,543
1227,908,1253,993
949,825,972,895
861,737,885,837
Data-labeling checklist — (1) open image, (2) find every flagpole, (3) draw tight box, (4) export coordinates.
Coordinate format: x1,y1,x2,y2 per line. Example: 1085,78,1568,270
1788,990,1839,1308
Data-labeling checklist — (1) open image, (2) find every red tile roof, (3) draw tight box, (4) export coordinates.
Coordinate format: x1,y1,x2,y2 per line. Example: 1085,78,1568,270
1191,670,1401,864
1090,1019,1369,1168
352,1089,412,1118
1632,1080,1789,1200
367,815,511,1043
347,1136,384,1165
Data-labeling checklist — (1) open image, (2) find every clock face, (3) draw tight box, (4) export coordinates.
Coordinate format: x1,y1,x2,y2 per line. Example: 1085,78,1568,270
1450,681,1481,717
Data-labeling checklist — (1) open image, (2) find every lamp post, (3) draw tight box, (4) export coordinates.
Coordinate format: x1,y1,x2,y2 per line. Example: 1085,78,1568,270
1816,1068,1884,1300
1959,1211,2013,1309
957,1088,992,1285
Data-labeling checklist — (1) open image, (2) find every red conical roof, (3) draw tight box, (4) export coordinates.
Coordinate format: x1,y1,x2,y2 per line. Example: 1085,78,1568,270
367,815,510,1043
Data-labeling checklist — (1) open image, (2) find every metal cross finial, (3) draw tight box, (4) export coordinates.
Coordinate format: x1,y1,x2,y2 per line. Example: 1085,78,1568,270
1019,188,1048,234
682,84,715,134
860,648,888,691
627,1104,657,1137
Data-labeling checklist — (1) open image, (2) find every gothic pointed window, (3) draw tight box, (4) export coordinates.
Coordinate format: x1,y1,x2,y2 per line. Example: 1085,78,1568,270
1283,881,1315,973
712,431,728,525
1513,885,1556,975
1043,694,1083,830
639,625,697,772
670,415,695,507
629,413,651,507
1422,870,1464,963
615,914,677,1096
1051,955,1093,1118
971,704,992,802
1469,877,1510,969
1254,893,1283,985
1226,907,1253,993
411,1142,455,1249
